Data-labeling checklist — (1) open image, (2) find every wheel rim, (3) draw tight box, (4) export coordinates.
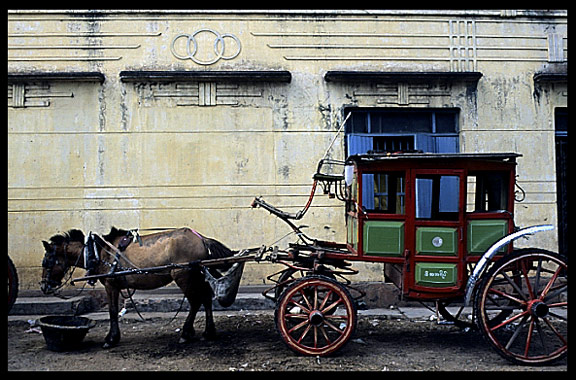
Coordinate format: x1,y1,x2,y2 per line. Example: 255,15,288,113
276,277,356,356
477,252,567,364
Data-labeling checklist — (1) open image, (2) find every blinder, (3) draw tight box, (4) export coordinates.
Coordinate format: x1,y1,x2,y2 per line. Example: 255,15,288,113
83,233,100,285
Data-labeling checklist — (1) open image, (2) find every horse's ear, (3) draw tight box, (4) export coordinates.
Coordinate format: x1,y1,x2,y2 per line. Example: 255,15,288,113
42,240,51,250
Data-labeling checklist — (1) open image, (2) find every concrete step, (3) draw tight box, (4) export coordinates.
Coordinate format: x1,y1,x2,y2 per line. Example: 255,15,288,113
122,291,275,313
8,290,276,316
8,282,404,316
11,295,95,316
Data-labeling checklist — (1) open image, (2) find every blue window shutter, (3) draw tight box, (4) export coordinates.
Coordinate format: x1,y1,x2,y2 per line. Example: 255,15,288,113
434,136,459,153
435,136,459,213
347,135,375,210
439,176,460,212
347,134,373,156
361,174,375,210
415,134,434,153
415,134,459,218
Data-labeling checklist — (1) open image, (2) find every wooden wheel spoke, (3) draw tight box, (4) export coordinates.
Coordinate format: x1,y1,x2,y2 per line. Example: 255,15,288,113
318,325,332,345
505,314,529,350
288,319,310,334
541,317,568,346
533,258,543,298
539,266,563,300
543,285,567,303
313,325,318,348
318,289,333,311
490,310,529,332
519,259,535,299
285,313,308,319
321,298,342,314
500,272,528,302
523,318,536,358
297,324,312,343
488,287,526,306
298,289,313,310
289,298,310,314
324,318,345,334
325,314,349,320
534,319,549,355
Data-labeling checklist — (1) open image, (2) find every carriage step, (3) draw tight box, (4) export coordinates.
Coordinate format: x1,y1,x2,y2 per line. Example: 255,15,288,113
123,292,275,313
10,295,95,316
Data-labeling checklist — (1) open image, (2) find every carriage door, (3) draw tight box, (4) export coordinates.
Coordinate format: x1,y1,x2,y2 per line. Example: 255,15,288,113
406,169,465,295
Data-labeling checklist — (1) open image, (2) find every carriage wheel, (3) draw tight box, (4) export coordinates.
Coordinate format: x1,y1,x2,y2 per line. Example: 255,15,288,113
8,256,18,314
474,249,567,365
275,275,357,356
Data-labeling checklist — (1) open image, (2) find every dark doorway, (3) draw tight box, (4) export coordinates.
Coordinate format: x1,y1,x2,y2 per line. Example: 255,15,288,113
555,107,567,255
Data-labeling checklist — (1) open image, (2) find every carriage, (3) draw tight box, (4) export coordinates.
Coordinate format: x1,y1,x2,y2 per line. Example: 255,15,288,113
40,151,567,366
250,152,567,365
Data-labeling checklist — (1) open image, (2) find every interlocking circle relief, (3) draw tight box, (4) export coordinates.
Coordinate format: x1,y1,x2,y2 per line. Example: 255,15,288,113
171,29,241,65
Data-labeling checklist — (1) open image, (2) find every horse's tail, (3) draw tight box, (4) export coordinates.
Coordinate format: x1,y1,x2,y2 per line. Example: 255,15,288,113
203,237,235,260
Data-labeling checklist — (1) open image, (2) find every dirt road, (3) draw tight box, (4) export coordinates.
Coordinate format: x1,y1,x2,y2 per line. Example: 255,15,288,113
8,311,567,371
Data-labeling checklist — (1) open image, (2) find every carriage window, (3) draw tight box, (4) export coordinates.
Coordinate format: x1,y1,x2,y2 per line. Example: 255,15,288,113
416,175,460,220
361,172,405,214
467,171,510,212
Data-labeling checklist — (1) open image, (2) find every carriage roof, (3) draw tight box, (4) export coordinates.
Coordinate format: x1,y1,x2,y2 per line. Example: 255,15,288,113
345,152,521,167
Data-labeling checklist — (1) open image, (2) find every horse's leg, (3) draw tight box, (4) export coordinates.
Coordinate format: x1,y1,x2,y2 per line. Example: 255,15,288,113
103,284,121,348
201,280,217,340
174,271,202,344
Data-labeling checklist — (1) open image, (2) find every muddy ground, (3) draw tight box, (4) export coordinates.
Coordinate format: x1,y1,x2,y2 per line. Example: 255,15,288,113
8,311,567,372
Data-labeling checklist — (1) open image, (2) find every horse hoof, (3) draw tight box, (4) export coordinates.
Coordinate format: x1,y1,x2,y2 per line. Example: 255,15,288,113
202,331,217,341
178,336,195,344
102,342,113,349
178,332,195,344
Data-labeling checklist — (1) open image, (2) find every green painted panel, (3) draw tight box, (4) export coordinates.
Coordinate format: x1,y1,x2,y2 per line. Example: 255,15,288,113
416,227,457,256
467,219,508,255
363,221,404,256
415,263,458,287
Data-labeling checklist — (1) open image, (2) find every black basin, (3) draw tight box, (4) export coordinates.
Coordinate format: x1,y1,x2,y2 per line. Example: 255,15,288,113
37,315,96,352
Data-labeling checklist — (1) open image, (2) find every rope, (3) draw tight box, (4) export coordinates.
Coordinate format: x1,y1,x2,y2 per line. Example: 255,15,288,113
320,112,351,162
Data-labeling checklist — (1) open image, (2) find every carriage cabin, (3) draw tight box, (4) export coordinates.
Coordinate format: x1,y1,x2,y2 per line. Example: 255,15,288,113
340,152,520,300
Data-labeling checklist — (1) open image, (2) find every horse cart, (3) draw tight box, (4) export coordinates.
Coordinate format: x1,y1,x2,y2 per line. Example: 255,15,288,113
41,152,567,365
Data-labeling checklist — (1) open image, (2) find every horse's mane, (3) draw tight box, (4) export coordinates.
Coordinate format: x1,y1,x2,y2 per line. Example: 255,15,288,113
102,226,130,243
49,229,85,245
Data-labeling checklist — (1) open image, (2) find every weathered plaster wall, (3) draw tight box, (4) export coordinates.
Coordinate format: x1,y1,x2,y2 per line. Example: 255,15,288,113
8,10,567,289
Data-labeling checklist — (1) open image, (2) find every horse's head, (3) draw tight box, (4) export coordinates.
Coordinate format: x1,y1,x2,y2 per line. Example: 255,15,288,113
40,229,85,294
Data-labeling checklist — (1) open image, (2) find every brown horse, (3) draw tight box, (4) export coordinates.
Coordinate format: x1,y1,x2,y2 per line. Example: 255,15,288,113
40,227,235,348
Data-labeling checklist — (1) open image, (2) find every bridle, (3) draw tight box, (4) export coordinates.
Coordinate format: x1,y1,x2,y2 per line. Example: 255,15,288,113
40,240,84,294
40,232,123,293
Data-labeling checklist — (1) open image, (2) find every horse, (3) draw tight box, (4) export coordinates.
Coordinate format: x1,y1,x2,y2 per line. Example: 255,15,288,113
40,226,235,348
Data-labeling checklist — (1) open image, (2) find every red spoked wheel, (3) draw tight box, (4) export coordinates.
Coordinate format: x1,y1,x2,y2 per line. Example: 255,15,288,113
275,275,357,356
474,249,567,365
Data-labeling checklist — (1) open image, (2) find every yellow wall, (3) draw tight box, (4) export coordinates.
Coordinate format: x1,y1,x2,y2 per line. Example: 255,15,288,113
8,10,567,289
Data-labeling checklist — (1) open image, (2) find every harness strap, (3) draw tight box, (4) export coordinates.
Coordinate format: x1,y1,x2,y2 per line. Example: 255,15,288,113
91,233,141,270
